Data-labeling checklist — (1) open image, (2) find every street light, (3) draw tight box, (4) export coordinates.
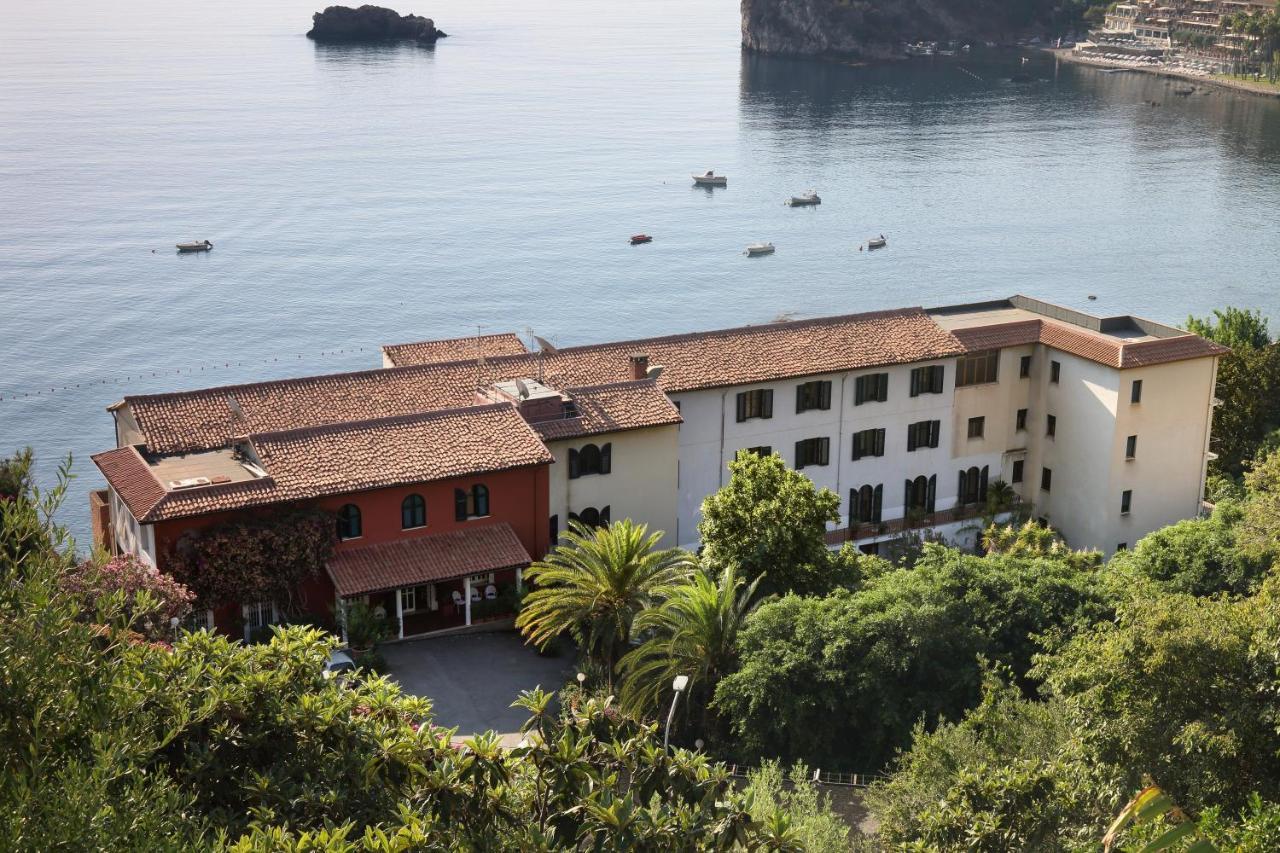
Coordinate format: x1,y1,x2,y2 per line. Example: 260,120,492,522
664,674,690,751
576,672,586,686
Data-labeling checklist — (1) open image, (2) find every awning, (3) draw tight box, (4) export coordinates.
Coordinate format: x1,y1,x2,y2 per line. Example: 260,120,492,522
327,522,532,598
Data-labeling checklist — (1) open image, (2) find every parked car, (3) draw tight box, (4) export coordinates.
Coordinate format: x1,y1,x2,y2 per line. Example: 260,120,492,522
324,648,356,679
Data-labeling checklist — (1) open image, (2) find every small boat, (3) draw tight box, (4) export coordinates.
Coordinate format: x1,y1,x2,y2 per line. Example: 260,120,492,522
867,235,887,250
630,234,652,245
786,191,821,207
176,240,213,252
745,242,775,256
692,170,727,187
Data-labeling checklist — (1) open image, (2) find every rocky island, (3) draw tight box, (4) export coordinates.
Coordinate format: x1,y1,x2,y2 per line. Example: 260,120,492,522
307,5,447,43
741,0,1064,59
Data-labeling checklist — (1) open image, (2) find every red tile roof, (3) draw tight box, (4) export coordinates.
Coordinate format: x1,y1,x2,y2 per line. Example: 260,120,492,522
381,333,528,366
534,380,682,441
326,521,531,596
90,446,169,521
123,308,963,454
951,319,1228,369
96,404,554,523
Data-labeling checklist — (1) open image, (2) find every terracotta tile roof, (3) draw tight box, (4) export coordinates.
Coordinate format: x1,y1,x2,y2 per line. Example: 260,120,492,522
952,319,1227,369
381,333,528,366
98,404,554,523
90,446,169,522
122,307,963,455
534,380,683,441
326,521,531,597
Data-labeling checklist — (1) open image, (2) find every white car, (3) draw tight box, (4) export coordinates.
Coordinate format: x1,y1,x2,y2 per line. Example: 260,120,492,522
324,649,357,678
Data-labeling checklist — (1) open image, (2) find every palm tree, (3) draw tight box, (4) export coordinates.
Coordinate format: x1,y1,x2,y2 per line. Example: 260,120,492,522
616,565,767,734
516,519,694,687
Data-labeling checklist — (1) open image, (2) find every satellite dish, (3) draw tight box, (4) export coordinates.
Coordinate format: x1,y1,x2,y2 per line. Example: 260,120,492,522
533,335,558,354
514,378,531,399
646,365,664,381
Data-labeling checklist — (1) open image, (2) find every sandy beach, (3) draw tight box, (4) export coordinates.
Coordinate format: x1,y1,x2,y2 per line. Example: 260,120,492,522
1048,47,1280,99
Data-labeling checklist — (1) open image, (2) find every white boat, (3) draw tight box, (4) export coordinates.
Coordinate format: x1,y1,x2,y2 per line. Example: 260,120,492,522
905,41,937,56
692,170,727,187
867,235,887,250
745,242,775,256
176,240,213,252
786,191,821,206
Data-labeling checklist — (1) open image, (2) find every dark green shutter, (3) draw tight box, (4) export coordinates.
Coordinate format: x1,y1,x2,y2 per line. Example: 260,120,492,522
600,443,612,474
762,390,773,419
568,448,580,479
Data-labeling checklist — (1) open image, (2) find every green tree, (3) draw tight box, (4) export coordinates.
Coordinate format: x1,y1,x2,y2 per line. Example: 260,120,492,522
617,565,766,740
1186,307,1272,351
1239,448,1280,558
740,761,851,851
714,545,1108,769
698,451,848,597
516,519,695,686
0,446,33,501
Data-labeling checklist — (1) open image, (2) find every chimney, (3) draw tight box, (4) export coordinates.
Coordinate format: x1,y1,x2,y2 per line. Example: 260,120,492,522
629,352,650,380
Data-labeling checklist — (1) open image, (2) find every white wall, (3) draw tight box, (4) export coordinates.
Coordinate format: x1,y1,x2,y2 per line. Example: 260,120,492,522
108,487,156,565
547,425,680,547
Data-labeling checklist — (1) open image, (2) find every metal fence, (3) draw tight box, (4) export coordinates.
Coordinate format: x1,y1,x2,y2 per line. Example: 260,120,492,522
723,763,886,789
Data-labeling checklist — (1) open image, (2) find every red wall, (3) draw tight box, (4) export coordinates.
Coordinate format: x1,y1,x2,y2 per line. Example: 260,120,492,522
149,463,550,635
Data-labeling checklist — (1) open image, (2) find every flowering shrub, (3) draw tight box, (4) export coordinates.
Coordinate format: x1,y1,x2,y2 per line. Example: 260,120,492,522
61,554,195,640
168,509,335,614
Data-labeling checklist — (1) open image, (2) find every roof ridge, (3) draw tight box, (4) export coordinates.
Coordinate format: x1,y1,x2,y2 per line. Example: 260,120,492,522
381,331,525,352
561,378,660,393
248,401,518,444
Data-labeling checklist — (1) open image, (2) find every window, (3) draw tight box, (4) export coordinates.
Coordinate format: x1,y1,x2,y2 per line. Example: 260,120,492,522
1116,542,1128,551
956,350,999,387
795,380,832,413
1019,355,1032,378
904,474,937,514
569,442,612,478
909,365,945,396
1046,414,1057,438
400,586,415,613
744,445,772,457
859,542,881,556
550,514,559,543
401,493,426,530
1121,489,1132,515
958,465,989,505
735,389,773,422
1012,459,1024,483
850,484,884,524
337,503,362,540
1050,360,1061,384
242,601,279,641
1041,467,1052,492
967,416,985,439
1016,408,1028,431
454,484,490,521
906,420,941,451
1125,434,1137,459
854,372,889,405
851,428,886,460
1131,379,1143,403
570,505,611,528
794,437,830,469
184,608,215,633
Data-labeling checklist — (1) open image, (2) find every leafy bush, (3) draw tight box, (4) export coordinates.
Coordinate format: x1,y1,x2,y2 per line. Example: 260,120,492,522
60,554,195,641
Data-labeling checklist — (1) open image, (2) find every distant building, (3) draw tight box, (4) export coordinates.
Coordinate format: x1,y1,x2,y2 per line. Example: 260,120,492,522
92,295,1225,639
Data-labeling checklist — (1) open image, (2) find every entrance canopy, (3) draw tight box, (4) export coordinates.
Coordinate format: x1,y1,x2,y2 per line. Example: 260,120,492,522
327,522,532,598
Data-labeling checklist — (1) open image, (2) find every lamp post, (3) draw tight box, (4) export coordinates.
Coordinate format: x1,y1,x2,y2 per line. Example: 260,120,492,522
664,674,689,751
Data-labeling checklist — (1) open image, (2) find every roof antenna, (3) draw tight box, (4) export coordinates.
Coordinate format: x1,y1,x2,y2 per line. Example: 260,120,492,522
226,394,248,437
533,334,558,385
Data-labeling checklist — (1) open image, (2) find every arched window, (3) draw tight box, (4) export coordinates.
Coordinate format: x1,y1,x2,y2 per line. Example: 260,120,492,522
851,484,883,524
905,475,936,515
454,485,490,521
569,505,611,529
568,443,612,479
337,504,362,540
401,493,426,529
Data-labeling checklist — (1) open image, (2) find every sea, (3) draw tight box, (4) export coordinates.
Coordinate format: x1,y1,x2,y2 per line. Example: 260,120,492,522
3,0,1280,546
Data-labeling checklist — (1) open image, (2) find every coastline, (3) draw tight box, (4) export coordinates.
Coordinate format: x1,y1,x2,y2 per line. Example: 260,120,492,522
1046,47,1280,100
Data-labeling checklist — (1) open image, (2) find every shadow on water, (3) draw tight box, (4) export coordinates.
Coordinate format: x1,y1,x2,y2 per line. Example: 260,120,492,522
311,40,437,68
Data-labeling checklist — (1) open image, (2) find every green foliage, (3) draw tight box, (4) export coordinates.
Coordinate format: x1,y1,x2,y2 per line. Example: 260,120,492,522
698,451,854,597
617,565,766,741
1239,449,1280,559
1106,500,1269,597
340,599,392,650
59,553,196,641
740,761,851,851
516,519,695,686
168,508,336,613
983,519,1101,570
0,446,33,500
1186,307,1271,351
714,545,1108,768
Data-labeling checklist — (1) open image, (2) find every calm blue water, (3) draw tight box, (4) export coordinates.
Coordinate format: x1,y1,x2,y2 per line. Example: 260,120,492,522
3,0,1280,546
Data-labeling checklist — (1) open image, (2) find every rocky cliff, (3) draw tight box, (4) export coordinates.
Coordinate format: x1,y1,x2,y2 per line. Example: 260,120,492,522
741,0,1059,59
307,5,447,43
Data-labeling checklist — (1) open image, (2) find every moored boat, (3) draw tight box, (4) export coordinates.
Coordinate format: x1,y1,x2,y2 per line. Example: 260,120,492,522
176,240,213,252
786,191,821,206
692,170,727,187
745,242,775,256
630,234,652,245
867,235,887,249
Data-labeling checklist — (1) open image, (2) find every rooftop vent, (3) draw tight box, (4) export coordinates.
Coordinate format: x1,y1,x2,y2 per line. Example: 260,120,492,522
168,476,212,491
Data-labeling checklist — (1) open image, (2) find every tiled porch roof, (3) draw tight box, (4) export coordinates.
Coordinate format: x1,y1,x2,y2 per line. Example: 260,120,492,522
327,521,532,597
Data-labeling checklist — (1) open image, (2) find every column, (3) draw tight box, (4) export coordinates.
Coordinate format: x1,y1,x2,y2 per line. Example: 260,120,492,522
395,588,404,640
464,577,472,626
337,597,348,645
515,567,523,593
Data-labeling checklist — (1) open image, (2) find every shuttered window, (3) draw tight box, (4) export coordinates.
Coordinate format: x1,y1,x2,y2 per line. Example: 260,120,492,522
795,380,832,413
735,389,774,422
906,420,940,451
850,484,883,524
794,437,830,469
956,350,999,387
851,428,886,460
854,373,889,405
909,365,945,397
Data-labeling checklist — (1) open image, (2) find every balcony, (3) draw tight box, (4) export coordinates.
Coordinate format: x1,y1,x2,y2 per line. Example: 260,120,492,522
824,501,994,545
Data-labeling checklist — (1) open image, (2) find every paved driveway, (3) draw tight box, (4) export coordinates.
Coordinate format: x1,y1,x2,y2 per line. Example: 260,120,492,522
381,631,574,741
